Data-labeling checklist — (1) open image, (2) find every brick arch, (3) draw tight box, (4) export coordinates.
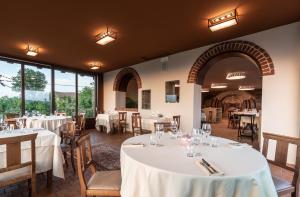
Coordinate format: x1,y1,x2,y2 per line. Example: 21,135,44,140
113,67,142,91
187,40,274,84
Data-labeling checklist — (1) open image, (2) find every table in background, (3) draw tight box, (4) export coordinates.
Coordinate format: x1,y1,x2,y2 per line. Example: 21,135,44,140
0,129,65,180
141,117,171,132
26,116,71,135
121,134,277,197
95,113,118,133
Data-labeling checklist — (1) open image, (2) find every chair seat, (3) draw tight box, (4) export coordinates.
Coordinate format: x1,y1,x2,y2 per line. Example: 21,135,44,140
87,170,121,191
0,166,31,187
272,176,295,194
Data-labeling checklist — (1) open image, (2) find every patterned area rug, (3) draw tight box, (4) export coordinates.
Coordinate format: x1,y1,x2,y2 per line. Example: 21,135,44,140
92,143,121,170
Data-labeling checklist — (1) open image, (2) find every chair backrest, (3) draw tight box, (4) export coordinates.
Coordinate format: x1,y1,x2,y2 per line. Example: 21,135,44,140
119,112,127,122
154,122,171,132
4,113,19,119
78,114,86,131
132,115,142,131
76,134,97,194
57,112,66,116
262,132,300,187
0,133,37,187
65,121,76,138
173,115,180,129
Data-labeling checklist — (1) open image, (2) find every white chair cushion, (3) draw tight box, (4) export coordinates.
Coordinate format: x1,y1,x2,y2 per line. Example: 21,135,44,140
87,170,121,190
0,166,31,186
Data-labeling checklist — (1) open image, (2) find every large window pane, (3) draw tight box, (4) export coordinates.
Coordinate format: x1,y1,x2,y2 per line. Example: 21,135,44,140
24,65,51,115
0,61,22,119
78,75,95,118
55,70,76,116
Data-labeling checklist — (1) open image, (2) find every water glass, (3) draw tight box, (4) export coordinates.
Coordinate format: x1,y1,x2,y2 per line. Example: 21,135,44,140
186,143,195,157
149,134,157,146
211,137,219,147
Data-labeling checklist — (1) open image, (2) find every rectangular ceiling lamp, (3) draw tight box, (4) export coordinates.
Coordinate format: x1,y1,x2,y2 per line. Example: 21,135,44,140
96,31,117,45
208,9,237,32
211,83,227,89
26,45,38,56
239,85,255,91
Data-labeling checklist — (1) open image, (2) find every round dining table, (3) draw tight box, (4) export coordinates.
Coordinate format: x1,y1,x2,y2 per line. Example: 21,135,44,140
120,134,277,197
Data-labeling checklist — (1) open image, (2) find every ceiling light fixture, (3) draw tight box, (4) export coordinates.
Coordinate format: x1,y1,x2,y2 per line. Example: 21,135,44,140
208,9,237,32
201,88,210,93
96,27,117,45
239,85,255,91
211,83,228,89
226,71,246,80
26,45,38,56
88,62,101,70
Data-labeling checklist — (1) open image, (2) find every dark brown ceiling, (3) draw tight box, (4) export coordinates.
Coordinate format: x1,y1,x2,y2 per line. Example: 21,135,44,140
0,0,299,73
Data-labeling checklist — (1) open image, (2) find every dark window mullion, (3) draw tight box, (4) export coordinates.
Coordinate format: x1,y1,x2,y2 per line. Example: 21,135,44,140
21,64,25,116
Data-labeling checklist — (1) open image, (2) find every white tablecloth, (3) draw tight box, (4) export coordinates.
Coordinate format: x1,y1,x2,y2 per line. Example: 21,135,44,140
26,116,71,135
121,135,277,197
0,129,64,179
233,112,261,129
141,117,171,132
95,113,118,133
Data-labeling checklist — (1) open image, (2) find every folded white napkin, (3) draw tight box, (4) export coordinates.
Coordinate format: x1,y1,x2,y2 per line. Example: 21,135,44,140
123,143,145,148
226,142,252,149
195,159,225,176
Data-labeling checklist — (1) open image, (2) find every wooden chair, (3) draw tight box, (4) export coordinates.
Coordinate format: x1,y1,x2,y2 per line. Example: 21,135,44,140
60,121,76,173
57,112,66,116
262,132,300,197
76,134,121,197
154,122,171,132
132,114,151,136
173,115,180,129
0,133,38,197
117,112,127,134
76,114,86,136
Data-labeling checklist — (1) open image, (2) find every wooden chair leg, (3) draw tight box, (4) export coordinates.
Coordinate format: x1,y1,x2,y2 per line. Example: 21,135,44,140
63,151,68,167
47,170,53,188
31,176,36,197
70,143,76,174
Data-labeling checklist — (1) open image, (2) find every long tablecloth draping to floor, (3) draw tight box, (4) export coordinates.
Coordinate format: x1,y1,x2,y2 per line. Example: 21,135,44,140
26,116,71,135
121,134,277,197
0,129,65,179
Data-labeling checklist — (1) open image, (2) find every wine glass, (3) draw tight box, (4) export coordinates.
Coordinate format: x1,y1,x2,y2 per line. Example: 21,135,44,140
170,121,178,139
202,123,212,146
16,119,24,130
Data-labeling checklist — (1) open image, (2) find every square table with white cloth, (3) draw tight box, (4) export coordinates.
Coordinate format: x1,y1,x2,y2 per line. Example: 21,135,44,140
0,128,65,179
141,117,172,132
95,113,118,133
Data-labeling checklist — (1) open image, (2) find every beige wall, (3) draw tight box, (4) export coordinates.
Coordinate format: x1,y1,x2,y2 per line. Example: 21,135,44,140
103,22,300,162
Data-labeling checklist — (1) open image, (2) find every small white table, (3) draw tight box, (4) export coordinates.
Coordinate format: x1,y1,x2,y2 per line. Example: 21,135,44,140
121,134,277,197
26,116,71,135
0,129,64,179
95,113,118,133
141,117,171,132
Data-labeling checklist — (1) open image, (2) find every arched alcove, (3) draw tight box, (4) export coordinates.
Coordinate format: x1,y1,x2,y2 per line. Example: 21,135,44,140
187,40,275,84
113,67,142,110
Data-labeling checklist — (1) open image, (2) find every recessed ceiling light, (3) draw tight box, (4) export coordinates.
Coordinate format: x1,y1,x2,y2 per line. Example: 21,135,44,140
239,85,255,91
201,88,210,93
96,28,117,45
226,71,246,80
26,45,38,56
211,83,228,89
208,9,237,32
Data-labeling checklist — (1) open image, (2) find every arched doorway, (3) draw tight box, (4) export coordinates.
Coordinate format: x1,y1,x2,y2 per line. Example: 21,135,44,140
187,40,275,147
113,67,142,110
